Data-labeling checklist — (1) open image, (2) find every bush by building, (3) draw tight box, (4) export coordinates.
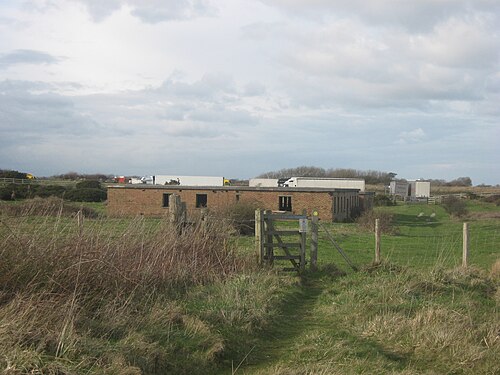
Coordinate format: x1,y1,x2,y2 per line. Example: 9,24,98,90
65,188,107,202
75,180,102,189
374,194,396,207
442,196,468,217
33,185,68,198
0,184,32,200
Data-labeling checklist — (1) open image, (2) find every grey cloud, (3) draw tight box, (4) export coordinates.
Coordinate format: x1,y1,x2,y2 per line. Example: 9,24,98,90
77,0,212,23
0,91,99,138
0,49,60,69
1,77,498,183
243,82,267,96
35,73,260,140
130,0,212,23
261,0,500,32
187,106,258,125
158,73,238,100
74,0,123,21
265,14,499,112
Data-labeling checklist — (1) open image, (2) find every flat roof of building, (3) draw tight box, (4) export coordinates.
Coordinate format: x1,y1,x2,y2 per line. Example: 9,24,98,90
107,184,363,193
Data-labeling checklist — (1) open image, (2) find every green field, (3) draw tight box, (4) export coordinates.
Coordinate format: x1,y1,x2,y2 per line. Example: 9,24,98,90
315,201,499,271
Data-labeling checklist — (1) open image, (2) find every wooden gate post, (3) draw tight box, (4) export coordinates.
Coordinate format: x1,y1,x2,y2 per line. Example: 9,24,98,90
375,218,381,264
299,210,307,271
255,209,264,264
310,211,319,271
265,210,274,265
462,222,469,268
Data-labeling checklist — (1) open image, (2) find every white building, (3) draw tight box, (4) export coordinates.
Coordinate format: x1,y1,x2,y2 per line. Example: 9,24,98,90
390,180,431,198
409,180,431,198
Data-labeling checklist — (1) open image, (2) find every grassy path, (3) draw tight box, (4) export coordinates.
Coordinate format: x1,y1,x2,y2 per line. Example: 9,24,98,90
230,270,414,375
235,277,325,374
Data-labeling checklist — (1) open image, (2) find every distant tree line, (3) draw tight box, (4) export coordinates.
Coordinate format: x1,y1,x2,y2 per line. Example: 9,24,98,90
0,170,30,179
257,166,397,185
427,177,473,187
47,172,114,181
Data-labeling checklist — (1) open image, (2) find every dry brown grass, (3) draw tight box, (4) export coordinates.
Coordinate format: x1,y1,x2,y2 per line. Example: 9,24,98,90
0,205,254,374
0,213,245,298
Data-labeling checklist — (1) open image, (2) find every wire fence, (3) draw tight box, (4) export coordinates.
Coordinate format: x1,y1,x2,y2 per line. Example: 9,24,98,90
2,208,498,272
316,220,498,271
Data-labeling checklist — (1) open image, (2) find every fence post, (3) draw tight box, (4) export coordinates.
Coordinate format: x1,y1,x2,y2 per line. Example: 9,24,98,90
169,194,180,224
375,218,381,264
463,222,469,268
255,209,264,265
77,210,84,236
169,194,186,233
310,211,319,271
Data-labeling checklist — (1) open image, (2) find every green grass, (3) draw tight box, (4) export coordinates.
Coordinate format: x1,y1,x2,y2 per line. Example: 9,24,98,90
0,198,498,374
309,201,500,272
233,264,499,374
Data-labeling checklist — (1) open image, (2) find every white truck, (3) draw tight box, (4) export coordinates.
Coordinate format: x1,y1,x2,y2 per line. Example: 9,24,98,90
282,177,365,192
140,175,230,186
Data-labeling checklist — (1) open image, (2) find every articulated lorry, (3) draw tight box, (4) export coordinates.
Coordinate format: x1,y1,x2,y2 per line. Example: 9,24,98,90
140,175,230,186
282,177,365,192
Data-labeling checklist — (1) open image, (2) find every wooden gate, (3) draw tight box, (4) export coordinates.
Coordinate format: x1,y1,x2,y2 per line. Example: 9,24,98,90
255,209,310,272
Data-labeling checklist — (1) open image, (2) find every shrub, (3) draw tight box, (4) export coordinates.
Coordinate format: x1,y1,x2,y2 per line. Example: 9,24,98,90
442,195,468,217
0,169,27,179
0,184,33,200
482,194,500,206
217,201,260,235
75,180,102,189
356,209,396,234
0,185,15,200
65,188,107,202
32,184,68,198
374,194,395,207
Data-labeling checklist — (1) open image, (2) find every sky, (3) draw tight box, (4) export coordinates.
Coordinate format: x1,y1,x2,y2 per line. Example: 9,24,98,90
0,0,499,184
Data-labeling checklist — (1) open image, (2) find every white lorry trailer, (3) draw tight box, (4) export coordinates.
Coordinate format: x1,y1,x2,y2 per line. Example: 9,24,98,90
249,178,279,187
282,177,365,192
141,175,230,186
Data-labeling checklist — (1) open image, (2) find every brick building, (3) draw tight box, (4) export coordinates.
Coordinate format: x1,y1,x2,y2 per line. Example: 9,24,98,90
107,185,374,222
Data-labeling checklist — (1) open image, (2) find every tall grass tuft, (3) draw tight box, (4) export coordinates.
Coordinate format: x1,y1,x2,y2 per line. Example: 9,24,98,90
1,211,245,298
0,205,252,374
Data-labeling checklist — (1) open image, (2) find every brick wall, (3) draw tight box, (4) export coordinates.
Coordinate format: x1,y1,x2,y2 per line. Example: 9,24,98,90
107,186,364,222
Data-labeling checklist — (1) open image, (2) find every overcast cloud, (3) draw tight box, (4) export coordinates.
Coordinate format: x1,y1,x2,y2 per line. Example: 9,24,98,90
0,0,498,184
